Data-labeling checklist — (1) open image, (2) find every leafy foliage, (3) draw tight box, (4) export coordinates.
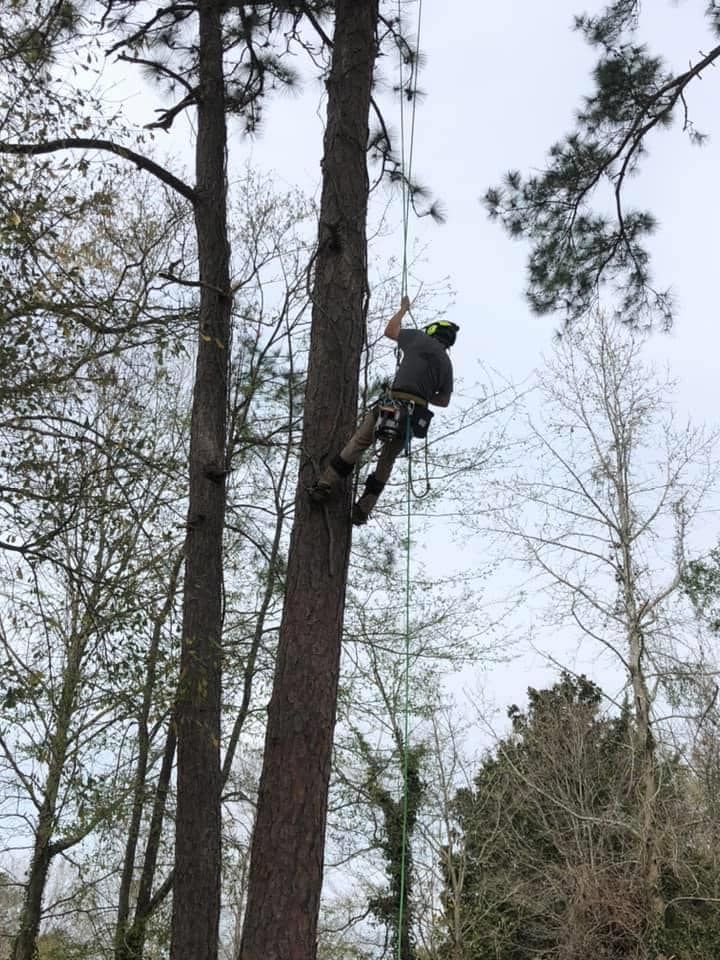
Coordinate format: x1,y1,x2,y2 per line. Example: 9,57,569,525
437,674,720,960
358,733,425,960
683,545,720,632
485,2,720,328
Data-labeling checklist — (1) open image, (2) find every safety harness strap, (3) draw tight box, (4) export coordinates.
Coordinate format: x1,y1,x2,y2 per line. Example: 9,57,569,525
390,389,427,407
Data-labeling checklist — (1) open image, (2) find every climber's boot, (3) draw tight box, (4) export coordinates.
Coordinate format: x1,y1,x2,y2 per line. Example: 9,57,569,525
351,473,384,526
307,454,354,503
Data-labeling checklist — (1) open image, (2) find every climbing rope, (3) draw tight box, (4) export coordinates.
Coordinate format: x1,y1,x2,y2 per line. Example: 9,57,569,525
408,430,431,500
395,3,424,957
396,403,413,960
397,0,424,298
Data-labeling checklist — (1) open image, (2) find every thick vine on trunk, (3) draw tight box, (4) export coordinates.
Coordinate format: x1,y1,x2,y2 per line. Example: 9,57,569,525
170,1,231,957
239,3,379,958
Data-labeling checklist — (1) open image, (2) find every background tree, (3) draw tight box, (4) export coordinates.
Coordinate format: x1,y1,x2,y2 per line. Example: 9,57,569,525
480,313,720,949
684,544,720,634
0,4,460,959
432,673,720,960
359,736,424,960
1,357,185,960
0,152,321,959
1,5,324,954
441,677,639,959
1,3,234,949
485,1,720,327
0,156,194,960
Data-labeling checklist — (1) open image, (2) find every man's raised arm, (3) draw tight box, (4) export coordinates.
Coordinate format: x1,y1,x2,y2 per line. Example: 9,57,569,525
383,295,411,341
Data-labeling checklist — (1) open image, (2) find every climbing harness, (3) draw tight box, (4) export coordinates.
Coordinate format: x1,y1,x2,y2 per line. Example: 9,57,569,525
374,398,407,444
373,392,434,458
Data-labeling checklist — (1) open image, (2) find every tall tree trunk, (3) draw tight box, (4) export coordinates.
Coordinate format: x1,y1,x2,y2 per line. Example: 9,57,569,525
615,441,662,923
627,608,662,914
11,824,52,960
239,3,378,959
119,720,176,960
11,635,83,960
170,0,231,956
115,554,182,960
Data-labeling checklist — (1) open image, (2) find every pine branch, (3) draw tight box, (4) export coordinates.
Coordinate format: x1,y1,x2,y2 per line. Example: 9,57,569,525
105,3,197,55
145,90,200,131
116,52,196,95
0,138,196,202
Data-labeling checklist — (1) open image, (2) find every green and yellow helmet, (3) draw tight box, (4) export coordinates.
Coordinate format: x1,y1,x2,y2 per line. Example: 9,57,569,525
423,320,460,347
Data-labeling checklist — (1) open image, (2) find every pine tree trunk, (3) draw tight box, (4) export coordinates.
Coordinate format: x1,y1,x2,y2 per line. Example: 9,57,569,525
170,0,230,956
239,3,378,958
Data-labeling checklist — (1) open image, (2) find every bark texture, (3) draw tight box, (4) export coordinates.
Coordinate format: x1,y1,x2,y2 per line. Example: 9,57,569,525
11,579,94,960
115,556,182,960
170,1,231,957
118,723,176,960
11,636,79,960
239,3,379,958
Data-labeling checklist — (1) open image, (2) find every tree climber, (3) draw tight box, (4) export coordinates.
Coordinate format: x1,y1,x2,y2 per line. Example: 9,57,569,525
309,295,459,525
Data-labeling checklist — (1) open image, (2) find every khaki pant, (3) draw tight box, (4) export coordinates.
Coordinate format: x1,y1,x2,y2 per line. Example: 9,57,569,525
339,409,405,487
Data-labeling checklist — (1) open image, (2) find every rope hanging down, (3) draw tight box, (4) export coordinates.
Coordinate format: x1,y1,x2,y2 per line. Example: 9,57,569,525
395,2,424,958
396,411,414,960
397,0,424,298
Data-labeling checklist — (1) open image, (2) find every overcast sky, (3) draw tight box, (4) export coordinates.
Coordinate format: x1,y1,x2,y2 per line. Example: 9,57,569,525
212,0,720,406
119,0,720,724
254,0,720,722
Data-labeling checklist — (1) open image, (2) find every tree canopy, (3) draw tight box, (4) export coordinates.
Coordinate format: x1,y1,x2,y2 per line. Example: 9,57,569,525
486,1,720,327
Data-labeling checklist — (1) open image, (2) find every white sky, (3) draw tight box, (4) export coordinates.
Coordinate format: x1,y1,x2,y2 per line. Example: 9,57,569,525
116,1,720,728
211,0,720,407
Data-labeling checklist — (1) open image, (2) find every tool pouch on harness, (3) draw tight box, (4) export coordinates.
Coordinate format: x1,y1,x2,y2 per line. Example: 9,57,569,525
374,397,434,442
410,405,433,439
374,400,405,442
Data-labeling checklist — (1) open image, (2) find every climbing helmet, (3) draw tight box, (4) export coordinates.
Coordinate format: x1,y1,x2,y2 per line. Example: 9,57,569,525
423,320,460,347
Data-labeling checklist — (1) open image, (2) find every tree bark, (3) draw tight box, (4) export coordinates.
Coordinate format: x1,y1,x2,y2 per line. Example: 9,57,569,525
11,629,84,960
118,722,177,960
116,555,182,960
11,832,52,960
239,3,378,959
170,0,231,956
614,421,663,920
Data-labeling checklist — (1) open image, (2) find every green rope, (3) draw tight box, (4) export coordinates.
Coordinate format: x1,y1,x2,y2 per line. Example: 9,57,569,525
396,424,413,960
397,0,408,296
395,3,423,956
397,0,424,299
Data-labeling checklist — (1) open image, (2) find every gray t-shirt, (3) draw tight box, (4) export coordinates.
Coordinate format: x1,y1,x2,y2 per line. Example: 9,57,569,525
392,329,453,404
